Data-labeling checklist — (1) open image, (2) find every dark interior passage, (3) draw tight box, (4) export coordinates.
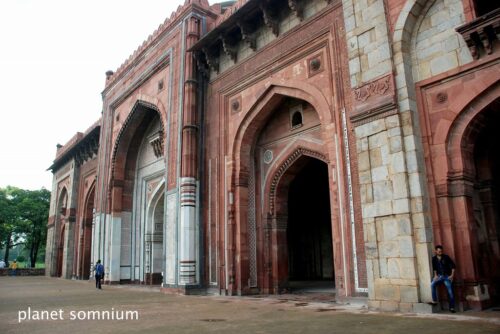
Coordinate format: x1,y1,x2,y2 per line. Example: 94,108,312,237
474,1,500,16
472,102,500,303
287,159,334,283
80,186,95,280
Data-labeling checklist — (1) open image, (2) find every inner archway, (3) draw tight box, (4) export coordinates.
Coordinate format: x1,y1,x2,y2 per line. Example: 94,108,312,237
444,93,500,309
110,99,166,283
469,100,500,304
245,92,338,295
145,187,165,285
55,188,67,278
287,158,334,291
79,184,95,280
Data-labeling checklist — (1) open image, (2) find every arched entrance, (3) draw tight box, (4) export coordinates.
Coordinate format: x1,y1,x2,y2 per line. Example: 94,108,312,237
55,188,68,278
463,99,500,305
228,82,363,296
420,75,500,309
110,99,166,283
261,150,335,293
245,95,337,294
286,158,334,291
144,184,165,285
78,183,95,279
439,91,500,309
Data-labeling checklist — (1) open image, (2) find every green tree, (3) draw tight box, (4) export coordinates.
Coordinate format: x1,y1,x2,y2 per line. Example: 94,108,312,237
16,188,51,268
0,187,50,267
0,187,23,265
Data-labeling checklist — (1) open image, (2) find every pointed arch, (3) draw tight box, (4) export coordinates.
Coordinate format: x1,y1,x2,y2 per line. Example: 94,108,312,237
263,141,328,216
78,179,96,279
50,185,69,277
144,179,166,285
393,0,431,47
57,186,69,212
446,80,500,175
228,78,341,294
111,97,166,183
83,180,96,211
232,79,333,184
147,179,166,209
146,179,166,232
392,0,434,100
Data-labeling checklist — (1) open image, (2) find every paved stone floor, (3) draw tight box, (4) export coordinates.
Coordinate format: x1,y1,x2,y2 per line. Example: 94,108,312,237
1,277,499,334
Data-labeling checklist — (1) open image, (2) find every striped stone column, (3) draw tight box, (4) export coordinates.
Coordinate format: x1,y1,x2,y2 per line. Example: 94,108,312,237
178,16,201,286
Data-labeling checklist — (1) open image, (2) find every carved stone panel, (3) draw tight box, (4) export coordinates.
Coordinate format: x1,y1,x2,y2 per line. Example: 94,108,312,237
350,74,397,125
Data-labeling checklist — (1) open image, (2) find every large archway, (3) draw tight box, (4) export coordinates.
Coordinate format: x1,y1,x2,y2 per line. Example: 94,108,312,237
228,81,366,296
462,98,500,305
286,158,334,291
419,71,500,309
78,183,95,280
245,94,338,294
109,99,166,283
55,188,68,278
144,183,165,285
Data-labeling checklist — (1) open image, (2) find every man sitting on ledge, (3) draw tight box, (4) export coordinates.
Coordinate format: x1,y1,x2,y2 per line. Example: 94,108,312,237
430,245,456,313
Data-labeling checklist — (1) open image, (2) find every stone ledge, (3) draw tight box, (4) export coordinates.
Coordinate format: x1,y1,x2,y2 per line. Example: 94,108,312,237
0,268,45,276
161,284,207,295
368,300,434,313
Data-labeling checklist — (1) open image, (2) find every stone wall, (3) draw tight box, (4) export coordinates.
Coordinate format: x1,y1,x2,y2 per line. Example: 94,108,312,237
343,0,392,87
411,0,472,81
355,113,428,312
342,0,437,312
343,0,483,312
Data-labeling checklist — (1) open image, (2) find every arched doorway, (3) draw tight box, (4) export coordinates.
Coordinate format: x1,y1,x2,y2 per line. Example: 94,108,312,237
110,100,166,283
228,82,362,296
420,78,500,309
144,184,165,285
247,95,336,294
466,99,500,304
55,188,68,278
441,93,500,309
78,183,95,279
286,158,334,291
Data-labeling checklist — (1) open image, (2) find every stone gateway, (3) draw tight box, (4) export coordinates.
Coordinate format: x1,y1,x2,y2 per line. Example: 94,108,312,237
45,0,500,312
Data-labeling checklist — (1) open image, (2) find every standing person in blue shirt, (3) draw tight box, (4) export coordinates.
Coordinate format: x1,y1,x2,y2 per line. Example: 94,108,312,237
94,260,104,290
430,245,456,312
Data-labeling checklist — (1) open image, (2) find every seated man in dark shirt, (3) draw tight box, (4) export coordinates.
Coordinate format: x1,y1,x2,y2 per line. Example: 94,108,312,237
430,245,456,312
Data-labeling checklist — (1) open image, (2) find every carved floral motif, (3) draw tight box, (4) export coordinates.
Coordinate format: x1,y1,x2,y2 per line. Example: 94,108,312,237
354,75,391,102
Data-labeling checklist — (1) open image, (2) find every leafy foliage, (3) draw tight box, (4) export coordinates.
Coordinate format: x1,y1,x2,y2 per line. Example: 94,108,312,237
0,187,50,267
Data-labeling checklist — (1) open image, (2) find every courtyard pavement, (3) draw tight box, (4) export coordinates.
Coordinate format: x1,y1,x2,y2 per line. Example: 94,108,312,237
0,276,499,334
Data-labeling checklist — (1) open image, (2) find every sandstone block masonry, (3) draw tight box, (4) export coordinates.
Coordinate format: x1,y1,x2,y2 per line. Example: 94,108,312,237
355,113,430,312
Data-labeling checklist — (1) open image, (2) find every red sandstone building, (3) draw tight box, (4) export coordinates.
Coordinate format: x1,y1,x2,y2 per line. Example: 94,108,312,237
46,0,499,312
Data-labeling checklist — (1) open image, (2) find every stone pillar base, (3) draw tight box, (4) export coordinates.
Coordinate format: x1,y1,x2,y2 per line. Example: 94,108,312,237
464,283,492,310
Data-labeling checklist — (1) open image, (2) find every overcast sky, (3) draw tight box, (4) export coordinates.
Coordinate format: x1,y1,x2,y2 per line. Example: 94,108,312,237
0,0,214,190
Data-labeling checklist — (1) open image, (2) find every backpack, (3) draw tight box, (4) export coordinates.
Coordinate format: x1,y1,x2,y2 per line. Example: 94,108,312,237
96,263,104,276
